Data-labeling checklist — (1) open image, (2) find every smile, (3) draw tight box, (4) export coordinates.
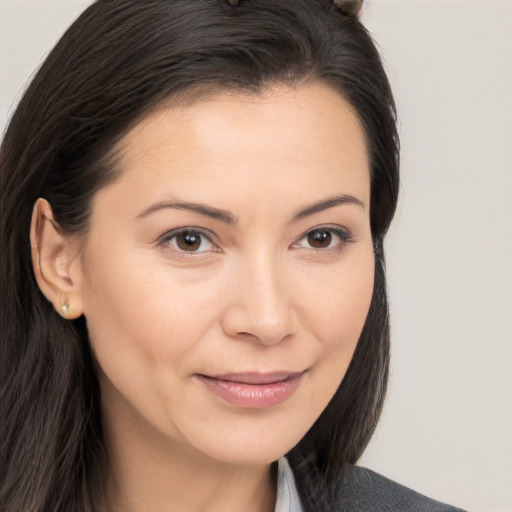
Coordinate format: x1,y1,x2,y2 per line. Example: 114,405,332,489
195,371,305,408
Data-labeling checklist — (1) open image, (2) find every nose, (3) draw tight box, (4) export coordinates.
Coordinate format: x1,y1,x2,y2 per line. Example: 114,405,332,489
221,252,297,346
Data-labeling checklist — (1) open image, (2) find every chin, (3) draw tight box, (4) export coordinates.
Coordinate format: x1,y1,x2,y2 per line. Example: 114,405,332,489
188,429,303,467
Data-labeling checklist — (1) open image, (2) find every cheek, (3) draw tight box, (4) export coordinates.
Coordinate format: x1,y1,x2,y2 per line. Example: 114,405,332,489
299,248,375,348
80,251,229,437
80,248,222,380
302,247,375,391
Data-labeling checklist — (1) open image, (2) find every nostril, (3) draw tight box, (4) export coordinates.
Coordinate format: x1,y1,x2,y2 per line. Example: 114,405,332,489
221,303,295,346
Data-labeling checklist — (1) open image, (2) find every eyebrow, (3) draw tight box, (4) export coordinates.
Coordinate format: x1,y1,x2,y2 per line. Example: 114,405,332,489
136,194,364,224
136,199,237,224
293,194,365,219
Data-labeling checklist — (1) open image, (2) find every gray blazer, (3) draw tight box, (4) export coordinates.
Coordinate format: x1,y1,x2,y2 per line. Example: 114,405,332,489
277,457,467,511
333,465,467,512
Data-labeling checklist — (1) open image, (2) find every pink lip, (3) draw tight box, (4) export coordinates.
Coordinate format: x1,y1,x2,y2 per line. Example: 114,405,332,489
196,371,304,408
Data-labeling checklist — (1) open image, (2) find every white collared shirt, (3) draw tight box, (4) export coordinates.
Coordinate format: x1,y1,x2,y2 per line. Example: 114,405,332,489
274,457,304,512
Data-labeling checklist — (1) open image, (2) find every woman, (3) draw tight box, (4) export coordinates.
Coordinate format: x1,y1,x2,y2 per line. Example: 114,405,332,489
0,1,465,511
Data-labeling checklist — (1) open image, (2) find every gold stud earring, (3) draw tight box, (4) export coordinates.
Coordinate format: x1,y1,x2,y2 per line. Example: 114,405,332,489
59,303,70,317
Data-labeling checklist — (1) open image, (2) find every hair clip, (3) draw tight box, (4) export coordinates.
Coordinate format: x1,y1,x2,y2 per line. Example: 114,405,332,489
333,0,364,17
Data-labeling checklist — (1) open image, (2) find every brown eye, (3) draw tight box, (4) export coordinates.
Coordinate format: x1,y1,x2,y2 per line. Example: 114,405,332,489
307,229,333,248
176,231,202,251
162,228,217,255
291,226,352,252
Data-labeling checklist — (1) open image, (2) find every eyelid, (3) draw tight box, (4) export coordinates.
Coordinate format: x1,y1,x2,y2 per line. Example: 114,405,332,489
157,226,219,253
156,224,353,255
291,225,354,250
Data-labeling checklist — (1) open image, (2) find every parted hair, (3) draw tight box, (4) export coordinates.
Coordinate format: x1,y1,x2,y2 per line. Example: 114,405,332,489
0,1,399,511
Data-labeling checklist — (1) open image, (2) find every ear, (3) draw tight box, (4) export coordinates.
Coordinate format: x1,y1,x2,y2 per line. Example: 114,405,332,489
30,198,84,319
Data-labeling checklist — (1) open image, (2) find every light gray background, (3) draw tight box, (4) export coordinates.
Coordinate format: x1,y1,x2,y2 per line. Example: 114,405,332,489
1,1,511,511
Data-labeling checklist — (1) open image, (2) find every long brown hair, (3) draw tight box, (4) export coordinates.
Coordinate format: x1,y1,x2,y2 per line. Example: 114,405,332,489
0,1,399,510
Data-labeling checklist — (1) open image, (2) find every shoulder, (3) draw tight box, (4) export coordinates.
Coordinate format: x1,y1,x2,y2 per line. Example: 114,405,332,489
332,465,467,512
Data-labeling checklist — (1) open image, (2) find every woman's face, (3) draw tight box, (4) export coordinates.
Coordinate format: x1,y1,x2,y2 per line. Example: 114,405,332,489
78,83,374,465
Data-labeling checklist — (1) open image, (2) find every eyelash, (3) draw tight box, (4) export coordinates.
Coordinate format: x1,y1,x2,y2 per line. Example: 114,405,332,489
292,226,354,252
158,227,218,254
158,225,353,255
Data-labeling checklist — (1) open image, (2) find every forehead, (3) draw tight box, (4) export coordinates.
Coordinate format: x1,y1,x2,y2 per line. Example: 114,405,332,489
98,83,370,218
118,82,366,164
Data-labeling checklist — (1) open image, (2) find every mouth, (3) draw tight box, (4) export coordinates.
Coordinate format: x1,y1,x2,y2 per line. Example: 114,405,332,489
195,371,305,408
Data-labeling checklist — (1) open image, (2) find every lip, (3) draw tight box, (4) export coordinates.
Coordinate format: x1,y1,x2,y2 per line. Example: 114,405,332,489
196,371,304,409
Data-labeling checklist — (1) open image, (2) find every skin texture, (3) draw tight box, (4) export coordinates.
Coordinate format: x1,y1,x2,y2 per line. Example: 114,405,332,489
31,83,374,512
